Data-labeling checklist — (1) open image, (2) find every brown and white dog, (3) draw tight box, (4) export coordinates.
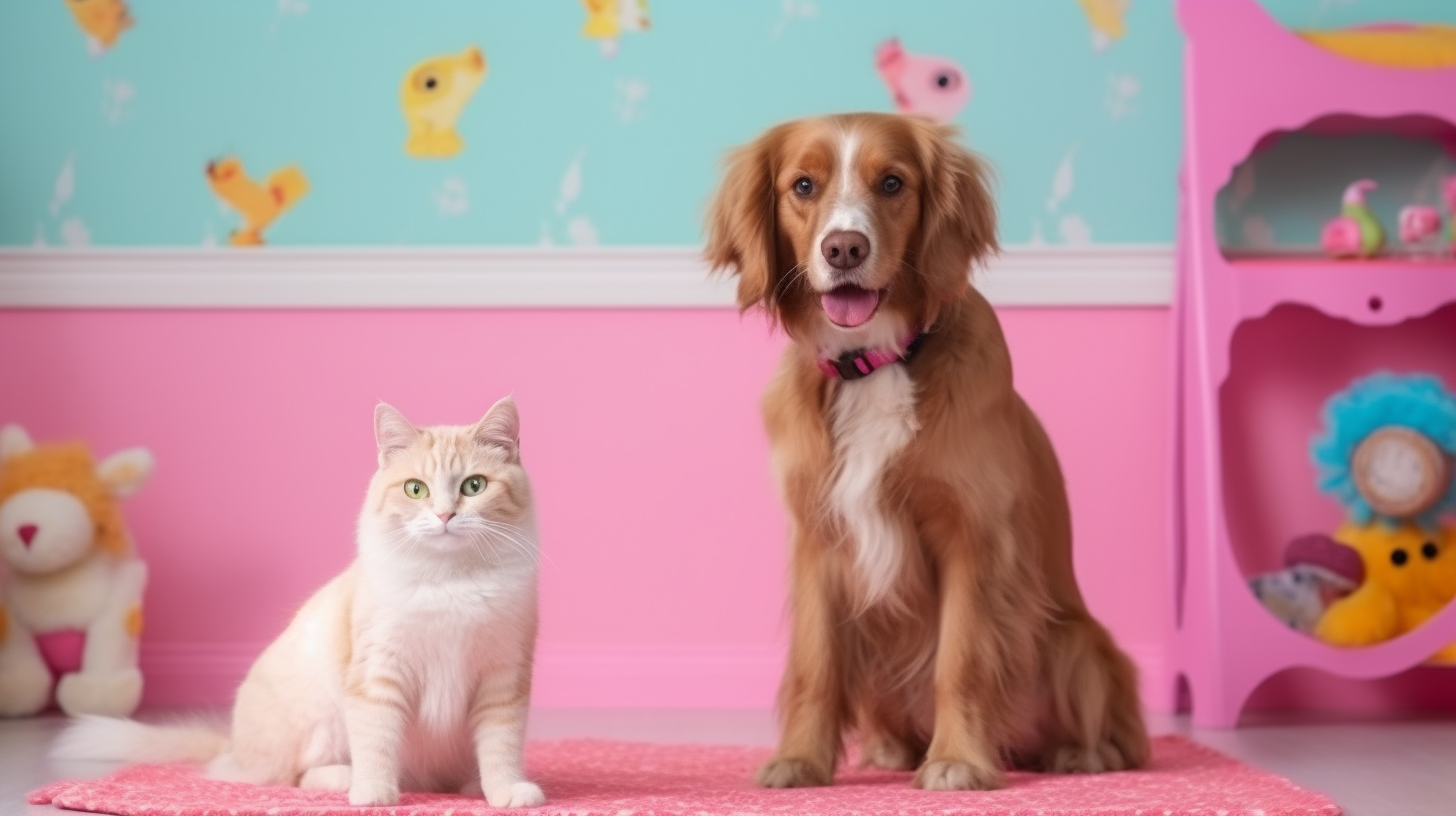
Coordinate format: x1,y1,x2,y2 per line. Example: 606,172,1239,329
704,113,1148,791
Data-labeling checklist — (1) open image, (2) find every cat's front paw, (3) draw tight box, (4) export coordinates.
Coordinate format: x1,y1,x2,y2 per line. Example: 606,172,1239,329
486,780,545,808
348,777,399,807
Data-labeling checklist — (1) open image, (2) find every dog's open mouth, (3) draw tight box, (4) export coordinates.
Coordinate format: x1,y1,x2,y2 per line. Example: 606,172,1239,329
821,285,882,328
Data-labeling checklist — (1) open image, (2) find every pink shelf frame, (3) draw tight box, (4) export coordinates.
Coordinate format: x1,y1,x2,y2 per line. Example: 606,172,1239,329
1168,0,1456,728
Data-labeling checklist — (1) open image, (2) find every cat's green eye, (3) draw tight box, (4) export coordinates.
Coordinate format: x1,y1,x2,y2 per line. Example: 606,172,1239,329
403,479,430,500
460,475,487,497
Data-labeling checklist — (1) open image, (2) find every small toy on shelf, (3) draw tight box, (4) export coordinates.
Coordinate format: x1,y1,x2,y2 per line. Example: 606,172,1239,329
1398,204,1443,258
1311,372,1456,529
1321,179,1385,259
1305,373,1456,658
0,425,153,717
1249,532,1364,632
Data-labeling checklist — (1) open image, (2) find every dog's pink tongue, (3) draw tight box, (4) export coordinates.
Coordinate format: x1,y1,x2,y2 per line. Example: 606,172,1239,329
821,287,880,328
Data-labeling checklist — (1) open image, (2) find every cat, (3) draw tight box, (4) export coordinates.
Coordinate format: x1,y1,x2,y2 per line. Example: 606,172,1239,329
53,398,545,808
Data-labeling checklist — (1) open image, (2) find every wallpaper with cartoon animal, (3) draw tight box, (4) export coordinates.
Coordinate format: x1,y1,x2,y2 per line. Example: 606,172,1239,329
1,0,1454,248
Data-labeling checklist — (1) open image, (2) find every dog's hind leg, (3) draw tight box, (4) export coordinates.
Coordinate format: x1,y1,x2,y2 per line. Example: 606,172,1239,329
1039,614,1149,773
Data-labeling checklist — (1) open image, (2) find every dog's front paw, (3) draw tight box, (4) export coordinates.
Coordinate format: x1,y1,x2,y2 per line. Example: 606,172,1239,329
486,780,545,808
348,777,399,807
914,759,1002,791
756,756,832,788
55,668,142,718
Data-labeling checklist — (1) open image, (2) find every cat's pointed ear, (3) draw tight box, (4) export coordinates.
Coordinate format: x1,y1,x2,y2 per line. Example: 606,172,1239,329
374,403,418,465
473,396,520,462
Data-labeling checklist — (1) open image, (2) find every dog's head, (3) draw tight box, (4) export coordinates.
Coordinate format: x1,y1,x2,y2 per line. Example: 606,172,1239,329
705,113,997,351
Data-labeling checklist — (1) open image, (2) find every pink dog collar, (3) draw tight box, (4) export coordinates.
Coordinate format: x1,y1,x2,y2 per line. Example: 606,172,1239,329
817,333,926,381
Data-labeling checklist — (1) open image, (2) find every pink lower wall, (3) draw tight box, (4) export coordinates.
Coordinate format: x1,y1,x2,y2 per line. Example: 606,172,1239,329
0,307,1174,709
20,303,1446,718
8,305,1452,717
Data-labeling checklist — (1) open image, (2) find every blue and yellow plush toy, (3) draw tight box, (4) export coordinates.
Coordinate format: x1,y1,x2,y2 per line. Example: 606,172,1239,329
1307,373,1456,660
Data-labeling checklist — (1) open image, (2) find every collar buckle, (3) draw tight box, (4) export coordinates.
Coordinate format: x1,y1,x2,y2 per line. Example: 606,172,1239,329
832,349,875,380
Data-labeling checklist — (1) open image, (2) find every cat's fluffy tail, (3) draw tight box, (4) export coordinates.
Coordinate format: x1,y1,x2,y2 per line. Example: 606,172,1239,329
51,715,229,764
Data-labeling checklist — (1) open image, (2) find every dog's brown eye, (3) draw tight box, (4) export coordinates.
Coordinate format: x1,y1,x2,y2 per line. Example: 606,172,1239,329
793,177,814,197
882,175,903,194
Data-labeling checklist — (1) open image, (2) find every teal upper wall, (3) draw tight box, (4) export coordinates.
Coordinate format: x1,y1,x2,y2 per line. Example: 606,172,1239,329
3,0,1453,248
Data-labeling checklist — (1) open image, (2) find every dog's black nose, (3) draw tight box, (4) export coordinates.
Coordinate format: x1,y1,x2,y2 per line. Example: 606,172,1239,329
821,230,870,271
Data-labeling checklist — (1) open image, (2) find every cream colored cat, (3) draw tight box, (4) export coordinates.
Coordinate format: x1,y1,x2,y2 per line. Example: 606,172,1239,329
54,398,545,808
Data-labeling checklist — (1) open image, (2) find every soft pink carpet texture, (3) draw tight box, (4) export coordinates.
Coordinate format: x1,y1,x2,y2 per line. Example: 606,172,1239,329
31,735,1340,816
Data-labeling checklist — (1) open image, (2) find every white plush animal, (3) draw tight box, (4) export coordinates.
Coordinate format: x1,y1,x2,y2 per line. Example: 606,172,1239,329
0,424,153,717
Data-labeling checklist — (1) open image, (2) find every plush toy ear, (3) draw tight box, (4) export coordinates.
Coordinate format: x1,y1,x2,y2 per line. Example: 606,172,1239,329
0,424,34,462
374,403,419,466
473,396,520,462
96,447,155,498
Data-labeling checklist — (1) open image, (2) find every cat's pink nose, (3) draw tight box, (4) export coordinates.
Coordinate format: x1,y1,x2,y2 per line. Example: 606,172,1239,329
18,524,37,547
437,513,455,524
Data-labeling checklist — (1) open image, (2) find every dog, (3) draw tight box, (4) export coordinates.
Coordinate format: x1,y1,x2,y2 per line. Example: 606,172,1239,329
704,112,1149,791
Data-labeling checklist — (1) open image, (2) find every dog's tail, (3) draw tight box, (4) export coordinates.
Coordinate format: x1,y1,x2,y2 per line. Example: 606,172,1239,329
50,715,229,764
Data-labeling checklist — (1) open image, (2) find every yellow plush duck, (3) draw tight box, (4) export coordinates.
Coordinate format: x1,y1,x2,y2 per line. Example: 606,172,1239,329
1316,522,1456,662
401,46,487,159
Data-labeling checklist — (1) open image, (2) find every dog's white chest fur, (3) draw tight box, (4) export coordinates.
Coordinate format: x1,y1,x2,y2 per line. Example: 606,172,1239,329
828,365,919,605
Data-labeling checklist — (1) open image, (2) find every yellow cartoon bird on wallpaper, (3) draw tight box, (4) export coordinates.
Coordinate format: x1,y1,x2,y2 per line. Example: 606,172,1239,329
1075,0,1130,53
582,0,650,58
401,46,487,159
205,158,310,247
63,0,134,55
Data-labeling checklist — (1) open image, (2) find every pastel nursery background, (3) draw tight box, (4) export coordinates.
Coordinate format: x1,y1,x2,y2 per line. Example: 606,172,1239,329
2,0,1455,713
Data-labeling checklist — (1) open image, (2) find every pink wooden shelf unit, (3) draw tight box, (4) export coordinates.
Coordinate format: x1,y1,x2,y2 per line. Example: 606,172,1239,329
1169,0,1456,727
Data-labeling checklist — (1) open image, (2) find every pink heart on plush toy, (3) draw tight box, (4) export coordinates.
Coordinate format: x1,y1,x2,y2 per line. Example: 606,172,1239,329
34,629,87,677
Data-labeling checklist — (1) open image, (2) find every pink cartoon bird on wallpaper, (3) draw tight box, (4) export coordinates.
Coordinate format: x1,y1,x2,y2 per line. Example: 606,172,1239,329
875,39,970,125
1076,0,1130,53
582,0,650,58
63,0,133,55
205,158,310,247
401,46,487,158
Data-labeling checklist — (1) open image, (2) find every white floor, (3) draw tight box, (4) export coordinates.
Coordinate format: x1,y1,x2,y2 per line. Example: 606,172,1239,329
6,709,1456,815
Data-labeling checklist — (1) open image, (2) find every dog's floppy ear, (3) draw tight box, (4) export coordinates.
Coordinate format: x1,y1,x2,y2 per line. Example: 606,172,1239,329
910,119,998,317
704,127,784,314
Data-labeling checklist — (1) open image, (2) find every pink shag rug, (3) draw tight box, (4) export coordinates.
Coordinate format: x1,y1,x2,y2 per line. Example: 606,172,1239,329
30,735,1340,816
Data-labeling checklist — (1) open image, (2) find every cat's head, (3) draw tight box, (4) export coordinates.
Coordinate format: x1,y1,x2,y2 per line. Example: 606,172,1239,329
361,397,534,562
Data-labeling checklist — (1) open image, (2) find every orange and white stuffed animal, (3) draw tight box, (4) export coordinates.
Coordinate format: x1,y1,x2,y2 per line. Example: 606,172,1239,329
0,425,152,717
